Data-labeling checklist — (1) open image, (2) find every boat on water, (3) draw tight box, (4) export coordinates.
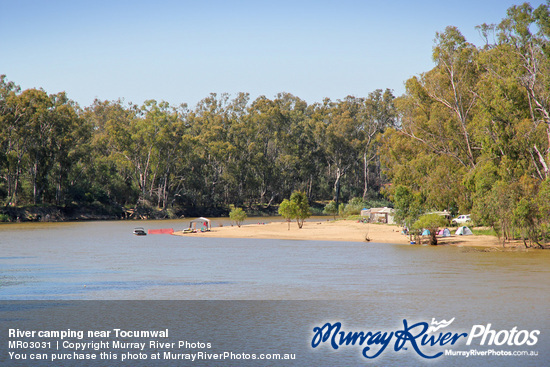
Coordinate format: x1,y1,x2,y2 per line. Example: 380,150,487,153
133,227,147,236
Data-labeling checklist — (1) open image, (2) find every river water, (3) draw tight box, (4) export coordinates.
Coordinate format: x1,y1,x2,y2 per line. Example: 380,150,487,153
1,219,549,366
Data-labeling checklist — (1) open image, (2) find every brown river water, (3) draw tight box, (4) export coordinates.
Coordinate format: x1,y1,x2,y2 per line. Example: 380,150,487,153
1,219,549,366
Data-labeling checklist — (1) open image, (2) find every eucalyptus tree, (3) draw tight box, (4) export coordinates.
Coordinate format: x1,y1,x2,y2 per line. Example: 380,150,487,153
312,98,360,206
188,93,239,208
82,99,140,206
48,92,90,205
140,100,189,209
381,2,550,246
278,191,311,229
359,89,397,199
315,93,394,206
477,2,550,179
23,89,57,204
100,100,161,205
273,93,318,199
0,76,25,205
466,2,550,245
239,95,281,206
278,198,294,230
229,207,247,227
384,26,481,213
290,191,311,229
392,185,424,236
400,26,480,171
16,90,85,204
0,84,87,205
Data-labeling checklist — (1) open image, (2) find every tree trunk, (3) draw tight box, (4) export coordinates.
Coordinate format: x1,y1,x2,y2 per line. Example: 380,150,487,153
333,168,342,206
362,152,368,200
429,232,438,246
32,161,39,204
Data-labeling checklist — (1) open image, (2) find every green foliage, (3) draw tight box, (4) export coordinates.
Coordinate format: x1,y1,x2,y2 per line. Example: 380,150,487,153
471,227,497,236
379,2,550,248
309,205,324,216
335,197,392,218
0,73,397,217
278,199,294,220
289,191,311,228
342,197,364,216
338,203,345,218
471,176,546,246
413,213,449,231
277,192,311,229
229,207,247,227
278,199,294,230
413,213,449,246
391,185,424,229
322,200,338,219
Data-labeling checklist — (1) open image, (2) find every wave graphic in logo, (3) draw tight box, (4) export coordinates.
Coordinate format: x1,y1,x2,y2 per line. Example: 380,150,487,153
427,318,455,333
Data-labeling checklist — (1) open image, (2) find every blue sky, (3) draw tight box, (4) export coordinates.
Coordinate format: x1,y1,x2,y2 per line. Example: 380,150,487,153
0,0,545,108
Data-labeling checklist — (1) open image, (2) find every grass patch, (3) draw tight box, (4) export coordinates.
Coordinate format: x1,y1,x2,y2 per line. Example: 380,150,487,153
471,227,497,236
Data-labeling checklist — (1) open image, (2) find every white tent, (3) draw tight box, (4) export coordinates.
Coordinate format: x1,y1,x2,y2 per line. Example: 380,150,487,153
455,226,473,236
438,228,451,237
189,217,211,231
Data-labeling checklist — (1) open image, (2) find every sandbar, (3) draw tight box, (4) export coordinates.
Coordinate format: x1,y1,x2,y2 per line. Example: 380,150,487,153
173,220,502,247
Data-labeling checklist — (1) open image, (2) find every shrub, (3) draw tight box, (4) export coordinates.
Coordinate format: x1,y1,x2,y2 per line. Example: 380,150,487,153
229,207,247,227
323,201,338,219
413,213,449,245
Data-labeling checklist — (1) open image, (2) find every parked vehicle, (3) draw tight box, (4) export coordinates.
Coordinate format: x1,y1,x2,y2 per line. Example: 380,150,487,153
451,214,471,225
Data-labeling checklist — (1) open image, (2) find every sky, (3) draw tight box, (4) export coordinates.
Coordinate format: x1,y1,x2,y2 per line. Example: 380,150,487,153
0,0,546,109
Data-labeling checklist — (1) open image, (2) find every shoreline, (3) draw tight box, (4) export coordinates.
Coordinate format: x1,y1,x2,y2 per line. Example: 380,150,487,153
173,220,507,248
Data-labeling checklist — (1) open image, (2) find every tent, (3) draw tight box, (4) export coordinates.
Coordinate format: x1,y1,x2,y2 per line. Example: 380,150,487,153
189,217,211,231
422,229,431,236
438,228,451,237
455,226,473,236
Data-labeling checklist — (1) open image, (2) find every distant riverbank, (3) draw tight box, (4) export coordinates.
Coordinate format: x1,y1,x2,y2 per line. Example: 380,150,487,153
0,203,283,223
0,204,122,222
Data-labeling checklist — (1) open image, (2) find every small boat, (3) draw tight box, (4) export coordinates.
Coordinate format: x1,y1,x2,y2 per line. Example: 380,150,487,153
133,227,147,236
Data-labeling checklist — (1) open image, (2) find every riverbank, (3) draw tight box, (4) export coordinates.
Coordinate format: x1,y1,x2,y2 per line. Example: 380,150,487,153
0,204,124,222
0,204,183,222
0,204,279,222
173,220,503,247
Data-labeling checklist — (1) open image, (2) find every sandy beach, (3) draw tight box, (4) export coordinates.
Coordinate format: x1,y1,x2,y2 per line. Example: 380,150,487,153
173,219,502,247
